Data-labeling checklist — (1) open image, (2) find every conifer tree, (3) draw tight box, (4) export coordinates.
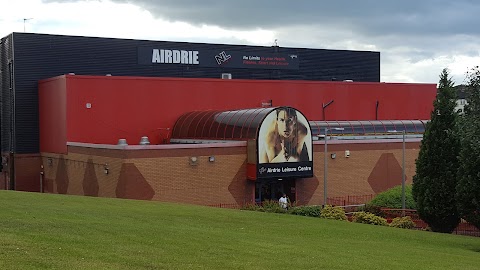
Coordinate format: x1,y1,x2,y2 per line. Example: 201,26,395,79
456,66,480,229
412,68,460,233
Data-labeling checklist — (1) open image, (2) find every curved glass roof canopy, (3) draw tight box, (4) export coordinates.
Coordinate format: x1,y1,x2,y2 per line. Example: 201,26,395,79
171,108,276,141
171,108,428,142
309,120,427,136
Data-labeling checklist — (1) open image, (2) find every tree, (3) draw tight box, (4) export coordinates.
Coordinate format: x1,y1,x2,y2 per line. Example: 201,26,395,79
413,68,460,233
462,66,480,116
456,66,480,229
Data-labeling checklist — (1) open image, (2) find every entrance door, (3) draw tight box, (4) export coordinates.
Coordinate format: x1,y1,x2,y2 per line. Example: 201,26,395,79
255,178,296,204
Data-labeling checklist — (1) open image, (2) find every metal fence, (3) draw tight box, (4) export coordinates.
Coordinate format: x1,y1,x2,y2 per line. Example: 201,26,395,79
381,208,480,237
327,194,375,206
207,203,243,209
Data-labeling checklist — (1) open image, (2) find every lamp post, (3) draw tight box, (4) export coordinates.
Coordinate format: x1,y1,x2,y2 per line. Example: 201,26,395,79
323,127,344,206
388,129,406,215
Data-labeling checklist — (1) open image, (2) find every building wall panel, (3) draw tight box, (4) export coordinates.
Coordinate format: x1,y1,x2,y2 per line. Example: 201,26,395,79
1,34,13,153
38,75,436,151
13,154,42,192
40,140,420,206
39,77,67,153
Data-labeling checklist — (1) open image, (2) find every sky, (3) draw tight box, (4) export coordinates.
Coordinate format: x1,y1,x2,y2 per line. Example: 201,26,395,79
1,0,480,85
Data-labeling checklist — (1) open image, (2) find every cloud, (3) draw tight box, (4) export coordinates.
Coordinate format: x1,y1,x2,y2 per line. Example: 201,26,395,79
2,0,479,84
42,0,480,36
1,0,274,45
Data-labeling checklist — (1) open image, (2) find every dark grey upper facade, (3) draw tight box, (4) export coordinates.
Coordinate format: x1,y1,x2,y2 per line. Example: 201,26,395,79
0,32,380,154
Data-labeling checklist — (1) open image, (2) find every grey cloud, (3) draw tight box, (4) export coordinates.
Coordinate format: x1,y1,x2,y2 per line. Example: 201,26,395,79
42,0,480,36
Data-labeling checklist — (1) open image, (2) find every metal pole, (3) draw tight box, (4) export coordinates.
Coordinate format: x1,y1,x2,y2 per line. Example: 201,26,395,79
40,172,43,193
40,165,44,193
23,18,32,32
324,128,328,206
402,130,406,216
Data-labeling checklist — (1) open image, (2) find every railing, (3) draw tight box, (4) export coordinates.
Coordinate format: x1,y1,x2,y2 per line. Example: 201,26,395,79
207,203,243,209
336,204,366,215
207,195,376,209
327,194,375,206
381,208,480,237
454,220,480,237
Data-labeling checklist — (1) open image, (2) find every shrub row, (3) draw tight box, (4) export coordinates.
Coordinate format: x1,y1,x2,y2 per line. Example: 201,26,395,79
351,212,415,228
242,200,286,213
242,202,416,229
290,205,321,217
389,216,415,229
319,205,347,221
242,202,348,220
352,211,388,226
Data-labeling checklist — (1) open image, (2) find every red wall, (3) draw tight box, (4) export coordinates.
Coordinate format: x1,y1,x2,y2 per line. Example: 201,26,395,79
39,75,436,153
39,77,67,153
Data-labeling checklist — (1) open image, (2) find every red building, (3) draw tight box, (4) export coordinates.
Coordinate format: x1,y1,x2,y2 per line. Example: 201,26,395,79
39,75,435,153
27,74,437,207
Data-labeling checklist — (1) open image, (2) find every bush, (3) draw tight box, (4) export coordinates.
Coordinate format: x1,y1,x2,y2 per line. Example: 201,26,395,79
389,216,415,229
241,200,286,213
241,203,262,211
320,205,347,221
369,185,416,209
290,205,322,217
352,211,387,226
359,204,385,218
259,200,286,213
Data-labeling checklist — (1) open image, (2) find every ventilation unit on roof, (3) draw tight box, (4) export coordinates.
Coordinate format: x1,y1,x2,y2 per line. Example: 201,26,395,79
221,73,232,79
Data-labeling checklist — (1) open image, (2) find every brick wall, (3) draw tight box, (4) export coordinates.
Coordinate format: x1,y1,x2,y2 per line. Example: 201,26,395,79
41,144,252,206
305,141,419,205
40,140,420,206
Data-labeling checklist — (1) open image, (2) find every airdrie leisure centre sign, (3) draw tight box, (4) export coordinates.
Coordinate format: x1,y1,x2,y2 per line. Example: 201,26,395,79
257,164,313,179
255,107,313,179
137,47,300,70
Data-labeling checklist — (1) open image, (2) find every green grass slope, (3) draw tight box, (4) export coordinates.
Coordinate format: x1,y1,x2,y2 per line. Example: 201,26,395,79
1,190,479,270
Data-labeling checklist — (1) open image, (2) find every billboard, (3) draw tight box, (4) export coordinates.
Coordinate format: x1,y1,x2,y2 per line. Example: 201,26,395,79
257,107,313,179
138,47,300,70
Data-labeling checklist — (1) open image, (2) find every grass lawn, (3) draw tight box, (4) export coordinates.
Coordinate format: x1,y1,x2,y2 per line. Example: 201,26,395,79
0,190,479,270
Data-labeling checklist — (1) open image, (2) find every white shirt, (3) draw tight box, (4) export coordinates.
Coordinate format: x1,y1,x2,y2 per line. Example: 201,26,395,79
279,196,288,209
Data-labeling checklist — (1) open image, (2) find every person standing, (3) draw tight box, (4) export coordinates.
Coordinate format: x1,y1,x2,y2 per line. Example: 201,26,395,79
279,193,288,210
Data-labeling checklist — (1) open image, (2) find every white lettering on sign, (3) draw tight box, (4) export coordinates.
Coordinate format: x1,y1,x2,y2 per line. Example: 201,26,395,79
267,168,281,173
282,167,297,172
265,166,312,173
152,49,199,64
298,166,312,171
215,51,231,65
